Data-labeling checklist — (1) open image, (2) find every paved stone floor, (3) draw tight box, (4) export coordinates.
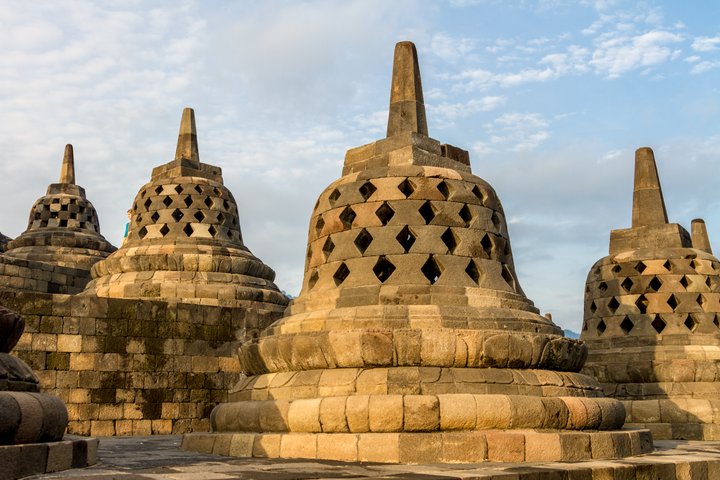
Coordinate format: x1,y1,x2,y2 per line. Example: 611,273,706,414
25,436,720,479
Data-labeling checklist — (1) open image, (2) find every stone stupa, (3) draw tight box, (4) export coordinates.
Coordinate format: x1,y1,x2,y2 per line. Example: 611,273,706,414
183,42,650,463
3,144,116,271
582,147,720,440
84,108,288,312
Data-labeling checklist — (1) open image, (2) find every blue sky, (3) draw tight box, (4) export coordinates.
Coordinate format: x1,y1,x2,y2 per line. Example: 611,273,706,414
1,0,719,332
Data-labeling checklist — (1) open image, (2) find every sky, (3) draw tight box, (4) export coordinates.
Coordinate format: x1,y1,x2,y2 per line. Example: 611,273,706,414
1,0,719,332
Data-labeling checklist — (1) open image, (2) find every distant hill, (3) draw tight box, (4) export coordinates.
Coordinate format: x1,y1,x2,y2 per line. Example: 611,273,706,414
564,329,580,339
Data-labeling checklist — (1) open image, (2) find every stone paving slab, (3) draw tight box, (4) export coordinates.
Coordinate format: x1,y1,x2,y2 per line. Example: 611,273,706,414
24,435,720,479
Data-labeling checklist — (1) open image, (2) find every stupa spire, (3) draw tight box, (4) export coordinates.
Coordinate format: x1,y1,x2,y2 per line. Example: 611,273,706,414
692,218,713,254
174,107,200,163
632,147,668,228
59,144,75,184
386,41,428,137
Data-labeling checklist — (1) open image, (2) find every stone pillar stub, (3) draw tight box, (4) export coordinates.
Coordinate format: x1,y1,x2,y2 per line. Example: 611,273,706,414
386,41,428,138
174,107,200,164
632,147,668,228
59,144,75,185
691,218,713,254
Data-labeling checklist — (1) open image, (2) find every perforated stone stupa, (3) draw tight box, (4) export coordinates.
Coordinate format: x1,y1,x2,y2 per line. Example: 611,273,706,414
582,147,720,440
0,145,116,294
183,42,650,464
84,108,288,311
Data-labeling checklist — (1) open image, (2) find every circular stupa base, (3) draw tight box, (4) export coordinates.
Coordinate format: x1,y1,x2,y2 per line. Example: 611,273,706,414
622,398,720,440
182,428,653,463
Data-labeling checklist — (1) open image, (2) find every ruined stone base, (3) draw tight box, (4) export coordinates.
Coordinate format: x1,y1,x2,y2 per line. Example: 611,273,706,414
0,435,98,479
622,398,720,440
182,428,653,464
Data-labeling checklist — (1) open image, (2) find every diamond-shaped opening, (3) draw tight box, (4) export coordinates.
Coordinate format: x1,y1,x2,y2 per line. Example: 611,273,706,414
217,212,224,224
684,314,698,332
333,263,350,286
396,226,416,253
441,228,459,254
174,185,183,194
183,224,193,237
322,237,335,257
491,211,501,230
608,296,620,314
480,234,493,258
204,197,213,208
138,226,147,239
590,301,597,314
471,185,485,203
375,202,395,226
680,275,690,289
582,321,588,331
339,206,356,229
597,319,607,335
159,224,170,236
328,188,341,205
707,277,713,289
648,276,662,292
697,294,705,307
691,259,700,270
184,196,193,208
636,294,648,314
635,262,646,274
652,315,666,333
612,264,622,273
621,277,634,292
501,264,516,291
714,314,720,329
359,182,377,201
436,180,450,199
194,211,205,222
171,209,184,222
135,214,142,223
465,259,480,284
154,186,164,195
140,190,146,199
208,225,217,237
421,256,443,285
315,216,325,235
194,185,203,194
354,228,373,254
373,256,396,283
663,260,672,271
151,211,160,223
598,282,608,292
620,316,634,334
459,204,473,227
419,201,436,224
398,178,415,198
162,196,173,208
213,187,222,197
51,198,60,204
667,293,679,310
223,200,230,210
308,270,319,290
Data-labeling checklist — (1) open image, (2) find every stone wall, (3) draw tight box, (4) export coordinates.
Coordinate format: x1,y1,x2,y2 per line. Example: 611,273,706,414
0,290,281,436
0,256,90,295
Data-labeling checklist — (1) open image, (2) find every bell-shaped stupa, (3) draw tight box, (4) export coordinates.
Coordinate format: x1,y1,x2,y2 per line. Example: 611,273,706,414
184,42,649,464
582,147,720,440
84,108,288,311
3,145,116,270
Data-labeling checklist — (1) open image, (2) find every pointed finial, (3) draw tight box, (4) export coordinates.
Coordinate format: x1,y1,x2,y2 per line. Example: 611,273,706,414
691,218,713,254
59,144,75,184
386,41,428,138
175,107,200,163
631,147,668,228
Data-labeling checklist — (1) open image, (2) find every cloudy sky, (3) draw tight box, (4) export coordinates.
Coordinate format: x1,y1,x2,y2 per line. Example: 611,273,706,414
1,0,719,332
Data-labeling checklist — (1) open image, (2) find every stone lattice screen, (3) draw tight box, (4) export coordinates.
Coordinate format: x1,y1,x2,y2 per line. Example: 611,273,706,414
1,290,281,436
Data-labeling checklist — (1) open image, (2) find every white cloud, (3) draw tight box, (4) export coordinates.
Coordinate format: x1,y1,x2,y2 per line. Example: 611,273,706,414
690,60,720,75
590,30,683,78
473,112,550,154
692,36,720,52
430,33,477,61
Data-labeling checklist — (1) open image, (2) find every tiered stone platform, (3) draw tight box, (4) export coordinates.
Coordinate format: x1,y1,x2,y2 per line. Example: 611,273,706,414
582,147,720,440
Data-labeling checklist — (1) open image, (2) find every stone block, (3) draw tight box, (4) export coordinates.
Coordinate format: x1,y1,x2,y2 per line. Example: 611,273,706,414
441,431,486,462
475,394,511,429
438,393,476,430
559,433,591,461
287,398,321,432
252,433,281,458
319,396,349,432
403,394,439,431
358,433,400,462
45,440,74,473
525,432,561,462
280,433,317,459
368,395,403,432
229,434,254,457
486,430,525,462
346,395,370,432
317,433,358,461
